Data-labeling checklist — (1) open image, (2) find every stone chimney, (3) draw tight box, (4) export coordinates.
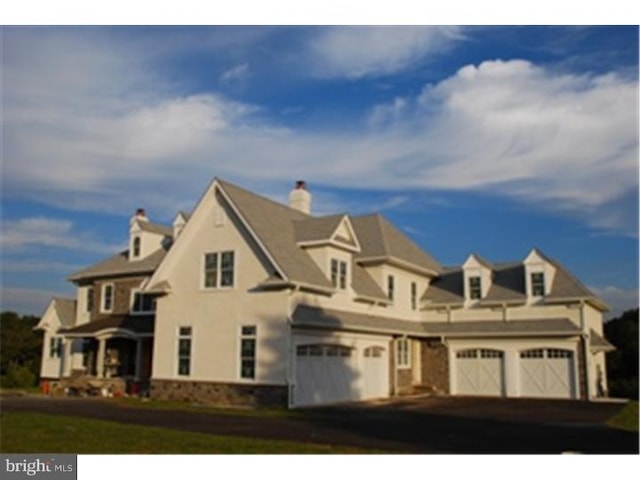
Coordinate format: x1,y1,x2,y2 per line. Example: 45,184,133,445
288,180,311,214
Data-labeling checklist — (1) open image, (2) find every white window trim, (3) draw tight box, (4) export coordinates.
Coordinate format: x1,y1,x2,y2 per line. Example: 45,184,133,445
129,289,157,315
468,275,482,300
100,283,115,313
396,338,411,369
239,324,257,381
330,258,348,290
530,271,546,297
177,326,193,377
202,250,236,290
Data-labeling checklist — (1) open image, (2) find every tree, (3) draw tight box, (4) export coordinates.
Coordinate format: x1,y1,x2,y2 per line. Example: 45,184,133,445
604,308,639,399
0,311,42,388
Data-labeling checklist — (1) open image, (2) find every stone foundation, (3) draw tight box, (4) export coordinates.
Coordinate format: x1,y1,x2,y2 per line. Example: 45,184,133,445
150,379,288,408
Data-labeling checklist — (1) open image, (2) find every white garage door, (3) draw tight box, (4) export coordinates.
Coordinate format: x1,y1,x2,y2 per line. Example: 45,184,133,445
519,349,575,398
455,349,505,396
362,346,389,400
295,344,358,407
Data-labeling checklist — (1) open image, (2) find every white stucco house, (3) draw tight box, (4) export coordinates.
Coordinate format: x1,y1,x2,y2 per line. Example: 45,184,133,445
36,178,614,407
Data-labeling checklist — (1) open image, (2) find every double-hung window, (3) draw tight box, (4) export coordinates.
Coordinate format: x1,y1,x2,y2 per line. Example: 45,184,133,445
204,251,235,288
411,282,417,310
132,236,141,258
177,327,192,376
101,284,114,313
396,338,410,368
387,275,395,301
468,276,482,300
131,291,156,314
240,325,257,380
86,287,94,313
49,337,62,358
531,272,545,296
330,259,347,290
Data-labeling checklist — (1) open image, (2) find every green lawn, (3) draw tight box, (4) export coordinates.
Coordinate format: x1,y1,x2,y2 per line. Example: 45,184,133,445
113,397,301,418
0,412,376,454
606,401,639,432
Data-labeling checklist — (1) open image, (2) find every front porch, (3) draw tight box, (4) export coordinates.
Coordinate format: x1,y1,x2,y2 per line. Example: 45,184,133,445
54,315,155,397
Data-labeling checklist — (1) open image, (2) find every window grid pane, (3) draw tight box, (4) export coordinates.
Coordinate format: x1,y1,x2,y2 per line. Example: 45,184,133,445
339,261,347,289
469,276,482,299
240,326,257,379
531,273,545,296
220,251,234,287
330,259,338,288
388,275,394,301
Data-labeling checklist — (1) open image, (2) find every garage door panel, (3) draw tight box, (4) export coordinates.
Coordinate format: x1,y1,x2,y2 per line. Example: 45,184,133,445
455,349,504,396
520,348,574,398
294,342,388,407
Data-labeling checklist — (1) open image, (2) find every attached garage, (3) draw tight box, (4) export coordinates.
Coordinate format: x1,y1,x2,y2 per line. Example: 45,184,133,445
293,342,389,407
454,348,505,396
519,348,575,398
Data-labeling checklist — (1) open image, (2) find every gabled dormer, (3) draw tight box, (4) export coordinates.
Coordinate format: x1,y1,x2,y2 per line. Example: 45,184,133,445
129,208,173,261
462,253,493,302
172,211,190,239
294,214,361,292
523,248,557,300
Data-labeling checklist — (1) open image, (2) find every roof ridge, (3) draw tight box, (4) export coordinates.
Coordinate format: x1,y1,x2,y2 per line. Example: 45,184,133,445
217,178,313,218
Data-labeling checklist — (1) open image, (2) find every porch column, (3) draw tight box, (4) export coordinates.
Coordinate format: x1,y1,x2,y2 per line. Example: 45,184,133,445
96,338,106,378
61,339,73,377
134,338,143,380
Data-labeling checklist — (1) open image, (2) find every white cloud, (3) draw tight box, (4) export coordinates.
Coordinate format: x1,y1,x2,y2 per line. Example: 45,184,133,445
1,217,121,254
310,26,462,78
219,63,249,85
2,29,637,236
589,286,639,320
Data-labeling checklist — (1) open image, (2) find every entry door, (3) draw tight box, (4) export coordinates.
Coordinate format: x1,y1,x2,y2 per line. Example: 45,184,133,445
455,349,504,396
362,346,389,399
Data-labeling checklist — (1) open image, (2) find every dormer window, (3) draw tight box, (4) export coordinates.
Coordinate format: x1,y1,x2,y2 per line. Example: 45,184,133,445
411,282,417,310
331,259,347,290
132,236,141,258
531,272,545,296
468,276,482,300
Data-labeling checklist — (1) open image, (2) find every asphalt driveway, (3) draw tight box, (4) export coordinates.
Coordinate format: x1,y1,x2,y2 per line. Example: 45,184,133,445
1,395,637,454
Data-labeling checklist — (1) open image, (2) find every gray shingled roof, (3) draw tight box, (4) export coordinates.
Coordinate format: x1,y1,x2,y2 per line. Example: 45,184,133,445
61,315,154,335
293,215,345,244
293,305,425,335
68,248,167,281
590,329,615,351
423,256,600,307
421,267,465,304
218,180,333,289
292,305,582,337
138,220,173,237
52,297,76,327
424,318,580,336
218,180,395,302
351,214,442,275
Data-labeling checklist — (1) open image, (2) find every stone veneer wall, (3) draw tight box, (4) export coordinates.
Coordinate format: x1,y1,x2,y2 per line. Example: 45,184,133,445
420,340,450,394
577,338,587,400
151,379,288,408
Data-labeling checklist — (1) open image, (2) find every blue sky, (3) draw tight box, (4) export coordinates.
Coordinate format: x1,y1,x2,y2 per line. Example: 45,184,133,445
1,25,638,318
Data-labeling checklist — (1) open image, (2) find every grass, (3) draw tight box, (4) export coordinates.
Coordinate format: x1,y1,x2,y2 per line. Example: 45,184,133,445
606,401,639,432
113,397,302,418
0,412,377,454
